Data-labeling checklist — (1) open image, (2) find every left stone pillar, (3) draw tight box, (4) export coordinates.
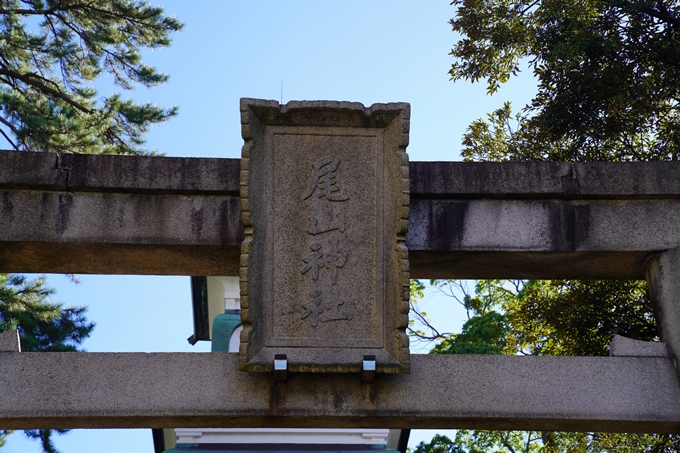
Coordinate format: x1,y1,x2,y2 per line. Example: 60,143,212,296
238,99,411,374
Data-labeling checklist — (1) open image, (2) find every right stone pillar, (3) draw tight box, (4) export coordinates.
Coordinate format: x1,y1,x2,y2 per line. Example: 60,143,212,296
646,247,680,371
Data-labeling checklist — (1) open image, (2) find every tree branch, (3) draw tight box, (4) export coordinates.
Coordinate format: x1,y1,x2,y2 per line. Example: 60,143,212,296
408,299,453,341
51,11,147,85
0,115,20,136
519,0,541,16
0,8,46,14
499,431,517,453
0,66,91,113
0,125,19,150
525,431,537,453
600,0,680,27
0,2,93,17
84,5,170,31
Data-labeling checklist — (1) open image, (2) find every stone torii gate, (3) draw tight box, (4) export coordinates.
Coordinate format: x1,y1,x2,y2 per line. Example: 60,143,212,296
2,99,680,433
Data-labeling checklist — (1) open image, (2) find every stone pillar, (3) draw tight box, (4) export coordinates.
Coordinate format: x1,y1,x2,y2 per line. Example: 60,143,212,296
645,247,680,370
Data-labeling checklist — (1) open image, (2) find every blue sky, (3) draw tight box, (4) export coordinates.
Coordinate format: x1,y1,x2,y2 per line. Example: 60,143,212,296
4,1,536,452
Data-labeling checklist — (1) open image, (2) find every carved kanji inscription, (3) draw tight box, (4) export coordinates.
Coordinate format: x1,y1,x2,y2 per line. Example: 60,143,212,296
301,157,351,324
271,134,379,347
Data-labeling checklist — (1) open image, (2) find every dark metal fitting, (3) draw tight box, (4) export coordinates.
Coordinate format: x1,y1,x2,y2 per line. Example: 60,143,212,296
361,355,376,383
274,354,288,382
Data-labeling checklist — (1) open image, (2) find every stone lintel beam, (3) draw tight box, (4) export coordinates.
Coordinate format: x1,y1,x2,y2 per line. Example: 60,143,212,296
407,160,680,279
4,150,680,277
5,151,680,199
406,199,680,279
0,150,240,195
395,160,680,278
0,150,242,275
409,161,680,200
0,353,678,433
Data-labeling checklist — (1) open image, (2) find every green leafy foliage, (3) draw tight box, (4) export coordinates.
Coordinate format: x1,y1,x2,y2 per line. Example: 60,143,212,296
507,279,656,356
0,274,94,351
451,0,680,161
0,3,181,450
23,429,69,453
429,311,507,355
417,279,673,452
415,430,550,453
416,1,680,451
413,434,465,453
0,0,183,154
422,279,656,360
414,430,680,453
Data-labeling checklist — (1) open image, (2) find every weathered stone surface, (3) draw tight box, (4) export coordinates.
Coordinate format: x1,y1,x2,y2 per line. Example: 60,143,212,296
4,152,680,278
239,99,410,373
0,191,242,275
0,150,66,190
407,198,680,278
573,162,680,197
646,248,680,372
62,153,240,194
408,250,651,279
609,335,670,358
0,330,20,352
0,150,242,275
409,161,572,198
409,161,680,199
0,242,240,276
1,191,239,244
1,353,679,433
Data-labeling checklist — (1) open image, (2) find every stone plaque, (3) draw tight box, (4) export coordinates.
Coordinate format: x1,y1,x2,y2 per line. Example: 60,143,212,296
239,99,410,373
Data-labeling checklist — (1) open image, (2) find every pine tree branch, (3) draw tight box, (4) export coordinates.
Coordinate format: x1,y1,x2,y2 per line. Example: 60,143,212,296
0,8,44,14
0,115,20,136
2,1,175,36
0,66,91,113
0,127,19,150
42,15,84,93
83,5,173,31
0,2,93,16
50,11,148,85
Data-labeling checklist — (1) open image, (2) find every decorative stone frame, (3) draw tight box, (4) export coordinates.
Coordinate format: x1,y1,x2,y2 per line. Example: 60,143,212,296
239,99,410,373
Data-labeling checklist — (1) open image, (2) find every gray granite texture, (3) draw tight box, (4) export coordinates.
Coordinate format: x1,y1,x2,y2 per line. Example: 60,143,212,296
5,152,680,432
5,151,680,279
0,330,20,352
647,247,680,377
239,99,410,374
1,353,680,433
0,150,241,275
609,334,670,357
